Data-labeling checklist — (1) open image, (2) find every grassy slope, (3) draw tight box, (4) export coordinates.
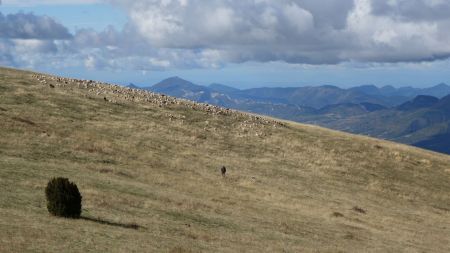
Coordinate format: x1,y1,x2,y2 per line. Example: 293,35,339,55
0,67,449,252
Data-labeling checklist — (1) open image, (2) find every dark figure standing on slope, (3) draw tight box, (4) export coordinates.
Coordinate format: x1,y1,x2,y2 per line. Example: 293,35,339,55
221,166,226,177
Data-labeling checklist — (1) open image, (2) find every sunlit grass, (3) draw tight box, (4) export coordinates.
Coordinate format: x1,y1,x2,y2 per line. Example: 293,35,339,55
1,67,449,252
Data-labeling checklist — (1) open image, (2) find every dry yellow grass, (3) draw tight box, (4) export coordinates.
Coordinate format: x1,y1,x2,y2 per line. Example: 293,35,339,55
0,67,449,252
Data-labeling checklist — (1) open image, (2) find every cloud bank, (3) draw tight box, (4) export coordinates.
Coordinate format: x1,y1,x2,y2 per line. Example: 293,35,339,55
2,0,450,71
112,0,450,64
0,12,72,39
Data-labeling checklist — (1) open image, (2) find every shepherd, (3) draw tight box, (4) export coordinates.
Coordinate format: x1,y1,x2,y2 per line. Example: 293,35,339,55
221,166,226,177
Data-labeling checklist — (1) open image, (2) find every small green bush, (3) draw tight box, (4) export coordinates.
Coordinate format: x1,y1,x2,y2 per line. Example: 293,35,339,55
45,177,82,218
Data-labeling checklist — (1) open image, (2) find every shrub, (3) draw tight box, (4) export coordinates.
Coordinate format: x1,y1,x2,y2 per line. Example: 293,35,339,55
45,177,82,218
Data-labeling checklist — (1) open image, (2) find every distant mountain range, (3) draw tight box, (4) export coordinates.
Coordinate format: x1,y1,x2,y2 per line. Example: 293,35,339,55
295,95,450,154
349,83,450,99
129,77,450,154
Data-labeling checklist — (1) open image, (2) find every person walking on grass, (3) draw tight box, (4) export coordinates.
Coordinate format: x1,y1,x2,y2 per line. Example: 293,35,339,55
221,166,226,177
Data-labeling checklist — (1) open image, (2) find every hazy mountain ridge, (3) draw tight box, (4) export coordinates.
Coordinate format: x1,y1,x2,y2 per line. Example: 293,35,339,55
140,78,450,108
349,83,450,99
134,77,450,154
297,95,450,154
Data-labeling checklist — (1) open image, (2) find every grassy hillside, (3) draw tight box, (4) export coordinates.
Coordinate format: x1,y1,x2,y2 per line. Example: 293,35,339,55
1,67,449,252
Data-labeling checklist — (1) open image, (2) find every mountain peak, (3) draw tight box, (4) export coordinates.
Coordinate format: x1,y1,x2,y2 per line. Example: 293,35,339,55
434,94,450,110
127,83,139,89
356,84,378,89
349,84,381,96
161,76,188,82
433,83,449,88
320,85,340,89
151,76,209,98
397,95,439,111
153,76,196,88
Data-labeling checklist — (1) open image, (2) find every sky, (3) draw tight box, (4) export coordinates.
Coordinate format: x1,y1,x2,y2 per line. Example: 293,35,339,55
1,0,450,88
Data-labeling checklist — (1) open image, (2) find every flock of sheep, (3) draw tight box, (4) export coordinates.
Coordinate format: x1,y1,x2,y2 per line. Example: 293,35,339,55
32,73,286,133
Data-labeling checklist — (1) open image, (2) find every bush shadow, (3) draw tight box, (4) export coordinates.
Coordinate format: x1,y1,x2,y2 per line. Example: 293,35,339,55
81,216,143,230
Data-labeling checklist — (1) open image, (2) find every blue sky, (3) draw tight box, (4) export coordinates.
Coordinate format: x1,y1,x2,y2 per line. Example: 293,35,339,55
1,0,450,88
1,3,126,32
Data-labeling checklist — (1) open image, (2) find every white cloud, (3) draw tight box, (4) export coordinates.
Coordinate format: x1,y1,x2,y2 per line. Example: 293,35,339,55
105,0,450,65
2,0,450,72
282,3,314,34
12,39,57,53
0,12,72,39
346,0,450,62
116,0,318,49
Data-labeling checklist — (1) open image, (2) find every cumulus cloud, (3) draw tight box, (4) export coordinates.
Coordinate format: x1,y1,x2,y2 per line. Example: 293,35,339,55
0,12,72,39
113,0,322,47
106,0,359,64
371,0,450,21
346,0,450,62
0,38,60,68
107,0,450,65
2,0,450,71
0,11,73,68
0,15,226,70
